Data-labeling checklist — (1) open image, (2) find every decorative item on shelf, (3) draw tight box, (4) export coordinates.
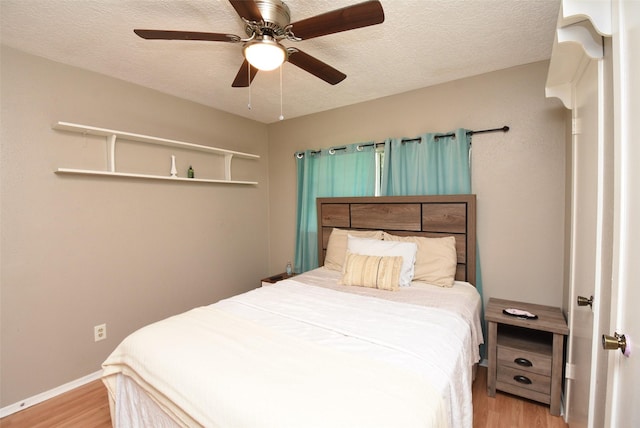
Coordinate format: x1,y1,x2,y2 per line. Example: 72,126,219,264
170,155,177,177
188,165,195,178
286,261,293,276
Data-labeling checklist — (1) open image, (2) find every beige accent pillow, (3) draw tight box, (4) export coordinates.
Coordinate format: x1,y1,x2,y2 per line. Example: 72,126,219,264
323,228,384,271
339,252,402,291
383,233,457,287
347,236,417,287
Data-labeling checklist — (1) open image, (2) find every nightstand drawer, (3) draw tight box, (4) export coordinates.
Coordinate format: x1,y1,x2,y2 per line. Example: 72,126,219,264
497,346,552,376
497,365,551,396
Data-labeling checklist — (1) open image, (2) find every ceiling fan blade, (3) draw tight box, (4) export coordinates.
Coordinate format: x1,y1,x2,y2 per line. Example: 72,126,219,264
228,0,263,22
287,49,346,85
134,29,240,43
232,60,259,87
289,0,384,40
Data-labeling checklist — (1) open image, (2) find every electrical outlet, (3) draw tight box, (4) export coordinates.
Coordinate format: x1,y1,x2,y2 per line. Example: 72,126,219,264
94,324,107,342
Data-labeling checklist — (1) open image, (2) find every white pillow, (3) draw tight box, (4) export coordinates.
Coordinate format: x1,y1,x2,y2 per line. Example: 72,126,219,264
347,235,417,286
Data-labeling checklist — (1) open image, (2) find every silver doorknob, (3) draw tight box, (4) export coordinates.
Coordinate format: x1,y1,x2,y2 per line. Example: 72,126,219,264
602,332,630,356
577,295,593,307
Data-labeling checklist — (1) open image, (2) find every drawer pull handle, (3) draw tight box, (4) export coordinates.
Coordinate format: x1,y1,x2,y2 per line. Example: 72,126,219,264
514,357,533,367
514,375,532,385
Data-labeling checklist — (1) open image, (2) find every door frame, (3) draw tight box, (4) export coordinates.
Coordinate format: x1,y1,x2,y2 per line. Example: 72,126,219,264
545,1,614,425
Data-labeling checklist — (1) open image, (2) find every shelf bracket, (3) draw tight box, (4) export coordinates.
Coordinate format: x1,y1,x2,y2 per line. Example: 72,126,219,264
107,134,117,172
224,154,233,181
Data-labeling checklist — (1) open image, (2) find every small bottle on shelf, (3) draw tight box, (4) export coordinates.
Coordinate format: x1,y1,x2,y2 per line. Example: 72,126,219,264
187,165,195,178
286,261,293,276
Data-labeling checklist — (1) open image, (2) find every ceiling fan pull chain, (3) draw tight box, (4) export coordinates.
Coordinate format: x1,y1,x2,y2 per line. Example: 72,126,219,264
247,61,252,110
278,65,284,120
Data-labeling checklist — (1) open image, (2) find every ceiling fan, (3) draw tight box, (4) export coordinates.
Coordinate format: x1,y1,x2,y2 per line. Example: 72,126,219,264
133,0,384,88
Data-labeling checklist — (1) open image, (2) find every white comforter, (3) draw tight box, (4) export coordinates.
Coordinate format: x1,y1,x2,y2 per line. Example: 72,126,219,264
103,279,481,428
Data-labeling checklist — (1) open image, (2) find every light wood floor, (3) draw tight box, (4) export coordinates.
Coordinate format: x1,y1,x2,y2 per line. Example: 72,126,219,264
0,379,111,428
472,367,569,428
1,366,568,427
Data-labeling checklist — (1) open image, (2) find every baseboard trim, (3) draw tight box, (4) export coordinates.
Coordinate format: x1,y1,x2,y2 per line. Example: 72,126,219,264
0,370,102,418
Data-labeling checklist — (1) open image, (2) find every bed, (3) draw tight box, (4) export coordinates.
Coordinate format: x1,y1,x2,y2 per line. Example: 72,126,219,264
102,195,483,428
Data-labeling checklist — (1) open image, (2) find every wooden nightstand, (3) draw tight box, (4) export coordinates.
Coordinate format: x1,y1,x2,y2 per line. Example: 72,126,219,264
260,272,296,287
485,298,569,416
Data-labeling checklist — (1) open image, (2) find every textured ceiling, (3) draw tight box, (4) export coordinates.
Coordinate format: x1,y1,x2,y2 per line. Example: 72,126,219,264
1,0,560,124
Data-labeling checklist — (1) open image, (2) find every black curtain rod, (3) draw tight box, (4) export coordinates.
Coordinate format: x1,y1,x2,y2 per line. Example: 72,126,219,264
302,126,509,156
395,125,510,144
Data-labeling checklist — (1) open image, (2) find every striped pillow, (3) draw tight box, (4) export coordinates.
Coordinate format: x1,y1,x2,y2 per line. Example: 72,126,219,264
339,252,403,291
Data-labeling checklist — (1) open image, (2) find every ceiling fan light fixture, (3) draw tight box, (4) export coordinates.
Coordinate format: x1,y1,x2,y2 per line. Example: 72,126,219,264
243,36,286,71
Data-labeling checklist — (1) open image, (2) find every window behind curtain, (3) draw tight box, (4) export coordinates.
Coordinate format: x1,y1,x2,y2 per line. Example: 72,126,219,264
294,143,376,273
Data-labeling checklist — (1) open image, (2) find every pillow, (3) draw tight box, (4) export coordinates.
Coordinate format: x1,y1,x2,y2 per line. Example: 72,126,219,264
347,236,417,287
339,253,403,291
323,228,384,272
383,233,457,287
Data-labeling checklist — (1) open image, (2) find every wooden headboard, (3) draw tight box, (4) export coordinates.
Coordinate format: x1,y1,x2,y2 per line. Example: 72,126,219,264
316,195,477,285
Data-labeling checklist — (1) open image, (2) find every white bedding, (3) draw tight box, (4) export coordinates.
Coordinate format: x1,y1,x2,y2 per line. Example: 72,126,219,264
102,268,483,428
296,267,483,351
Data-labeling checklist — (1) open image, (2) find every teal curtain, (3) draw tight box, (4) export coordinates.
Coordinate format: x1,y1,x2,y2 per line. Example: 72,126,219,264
295,143,376,273
381,128,486,357
381,128,471,195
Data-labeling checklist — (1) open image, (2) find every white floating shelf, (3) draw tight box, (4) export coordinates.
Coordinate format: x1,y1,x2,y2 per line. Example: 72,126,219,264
55,168,258,185
53,122,259,159
53,121,259,185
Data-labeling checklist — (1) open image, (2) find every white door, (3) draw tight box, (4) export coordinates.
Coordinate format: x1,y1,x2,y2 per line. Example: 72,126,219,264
604,1,640,426
565,47,614,428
